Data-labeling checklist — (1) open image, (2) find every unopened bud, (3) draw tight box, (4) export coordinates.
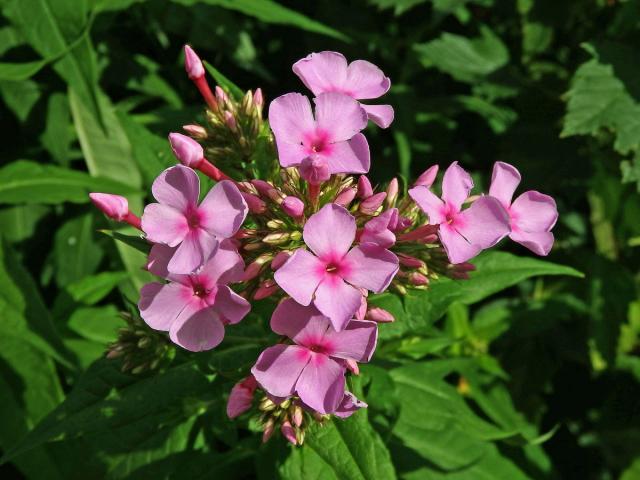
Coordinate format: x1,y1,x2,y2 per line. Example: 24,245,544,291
215,86,228,103
299,156,330,185
281,420,297,445
254,280,278,300
334,187,356,207
263,232,290,245
184,45,204,80
397,253,425,269
281,196,304,219
182,124,207,139
168,132,204,168
345,358,360,375
266,219,285,230
357,175,374,199
359,192,386,215
386,178,399,207
241,192,266,214
292,405,304,428
408,272,429,286
224,111,237,131
414,165,439,188
254,88,264,109
262,418,275,443
89,193,128,221
251,179,275,197
243,254,272,281
397,224,439,242
271,251,291,270
366,307,395,323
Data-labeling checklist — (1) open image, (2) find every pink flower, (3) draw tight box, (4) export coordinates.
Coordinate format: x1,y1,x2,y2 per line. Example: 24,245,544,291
414,165,439,188
184,45,205,80
409,162,510,264
227,375,258,418
141,165,248,274
251,299,377,414
90,193,141,229
139,240,250,352
360,208,400,248
489,162,558,256
274,204,398,331
268,92,370,175
334,392,368,418
293,51,394,128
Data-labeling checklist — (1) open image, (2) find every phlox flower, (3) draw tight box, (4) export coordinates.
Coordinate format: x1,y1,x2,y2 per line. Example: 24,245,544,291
274,203,398,331
268,92,370,175
293,51,394,128
226,375,258,419
251,299,377,414
139,240,250,352
409,162,510,264
360,208,400,248
489,162,558,255
141,165,247,274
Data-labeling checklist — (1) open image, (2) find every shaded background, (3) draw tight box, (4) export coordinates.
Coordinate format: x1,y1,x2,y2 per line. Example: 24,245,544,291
0,0,639,478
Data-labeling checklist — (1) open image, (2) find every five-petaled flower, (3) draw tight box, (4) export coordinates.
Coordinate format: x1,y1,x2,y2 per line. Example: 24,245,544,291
293,51,394,128
489,161,558,256
251,299,377,414
409,161,510,264
141,165,248,274
139,240,250,352
274,203,399,331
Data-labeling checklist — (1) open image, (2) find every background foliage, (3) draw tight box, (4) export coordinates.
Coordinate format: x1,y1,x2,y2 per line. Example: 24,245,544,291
0,0,639,478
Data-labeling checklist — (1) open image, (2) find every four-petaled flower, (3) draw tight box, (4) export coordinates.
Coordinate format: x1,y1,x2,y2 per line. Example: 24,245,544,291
139,240,250,352
489,161,558,255
251,299,377,414
268,92,370,176
274,203,399,331
141,165,248,274
293,51,394,128
409,161,510,264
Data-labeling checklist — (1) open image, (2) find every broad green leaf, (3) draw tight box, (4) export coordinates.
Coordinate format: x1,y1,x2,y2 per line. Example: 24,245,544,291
303,410,397,480
204,61,245,101
279,446,339,480
0,25,23,56
98,230,150,254
0,160,137,205
54,214,104,287
0,79,41,122
372,251,582,339
65,271,128,305
174,0,349,42
2,360,216,462
41,92,73,165
0,205,49,242
126,55,183,108
0,59,49,81
414,26,509,82
67,305,125,343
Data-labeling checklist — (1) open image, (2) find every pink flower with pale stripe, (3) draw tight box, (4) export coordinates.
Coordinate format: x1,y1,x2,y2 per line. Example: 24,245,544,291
251,299,377,414
293,51,394,128
139,240,250,352
141,165,247,274
274,204,398,331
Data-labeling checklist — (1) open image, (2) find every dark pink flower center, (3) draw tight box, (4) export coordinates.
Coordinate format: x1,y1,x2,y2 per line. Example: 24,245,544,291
192,283,208,298
303,129,332,155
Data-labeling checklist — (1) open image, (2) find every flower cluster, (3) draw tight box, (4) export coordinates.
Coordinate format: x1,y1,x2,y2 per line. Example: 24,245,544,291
89,48,558,445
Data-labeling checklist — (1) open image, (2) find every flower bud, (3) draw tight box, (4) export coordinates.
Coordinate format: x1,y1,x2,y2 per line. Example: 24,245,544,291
345,358,360,375
299,156,330,185
215,86,228,103
254,280,278,300
182,124,207,139
366,307,395,323
397,253,425,269
254,88,264,109
168,132,204,168
281,196,304,219
184,45,204,80
224,111,237,131
408,272,429,286
89,193,128,221
251,179,275,197
263,232,290,245
414,165,439,188
243,254,272,281
386,178,399,207
397,224,439,242
334,187,356,207
226,375,257,419
357,175,373,199
359,192,386,215
281,420,297,445
271,251,291,270
262,418,275,443
241,192,266,214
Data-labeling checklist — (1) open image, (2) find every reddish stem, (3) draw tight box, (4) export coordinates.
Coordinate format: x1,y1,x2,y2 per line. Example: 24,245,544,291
194,76,217,111
198,158,233,182
124,212,142,230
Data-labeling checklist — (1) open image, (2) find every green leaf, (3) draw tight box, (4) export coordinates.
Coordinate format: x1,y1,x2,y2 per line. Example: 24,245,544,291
0,79,42,122
41,92,73,165
65,271,128,305
414,25,509,82
173,0,349,42
67,305,125,343
98,230,150,255
54,214,104,287
204,61,245,101
0,205,49,242
0,59,49,81
0,160,137,205
372,251,583,339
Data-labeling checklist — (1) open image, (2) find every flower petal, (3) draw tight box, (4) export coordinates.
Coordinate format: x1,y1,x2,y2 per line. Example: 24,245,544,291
334,391,368,418
342,244,399,293
251,344,310,398
295,354,345,414
167,229,218,274
408,185,446,224
151,165,199,212
510,191,558,232
199,180,248,238
210,285,250,325
439,223,481,264
138,282,192,331
141,203,188,246
346,60,391,99
270,298,331,343
324,320,378,362
314,92,367,143
314,276,362,331
441,161,473,210
303,203,356,259
360,104,394,128
146,244,189,284
292,51,348,96
169,303,225,352
274,249,324,306
323,133,370,175
489,161,521,207
456,196,510,249
510,230,555,256
199,239,245,285
268,93,315,166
